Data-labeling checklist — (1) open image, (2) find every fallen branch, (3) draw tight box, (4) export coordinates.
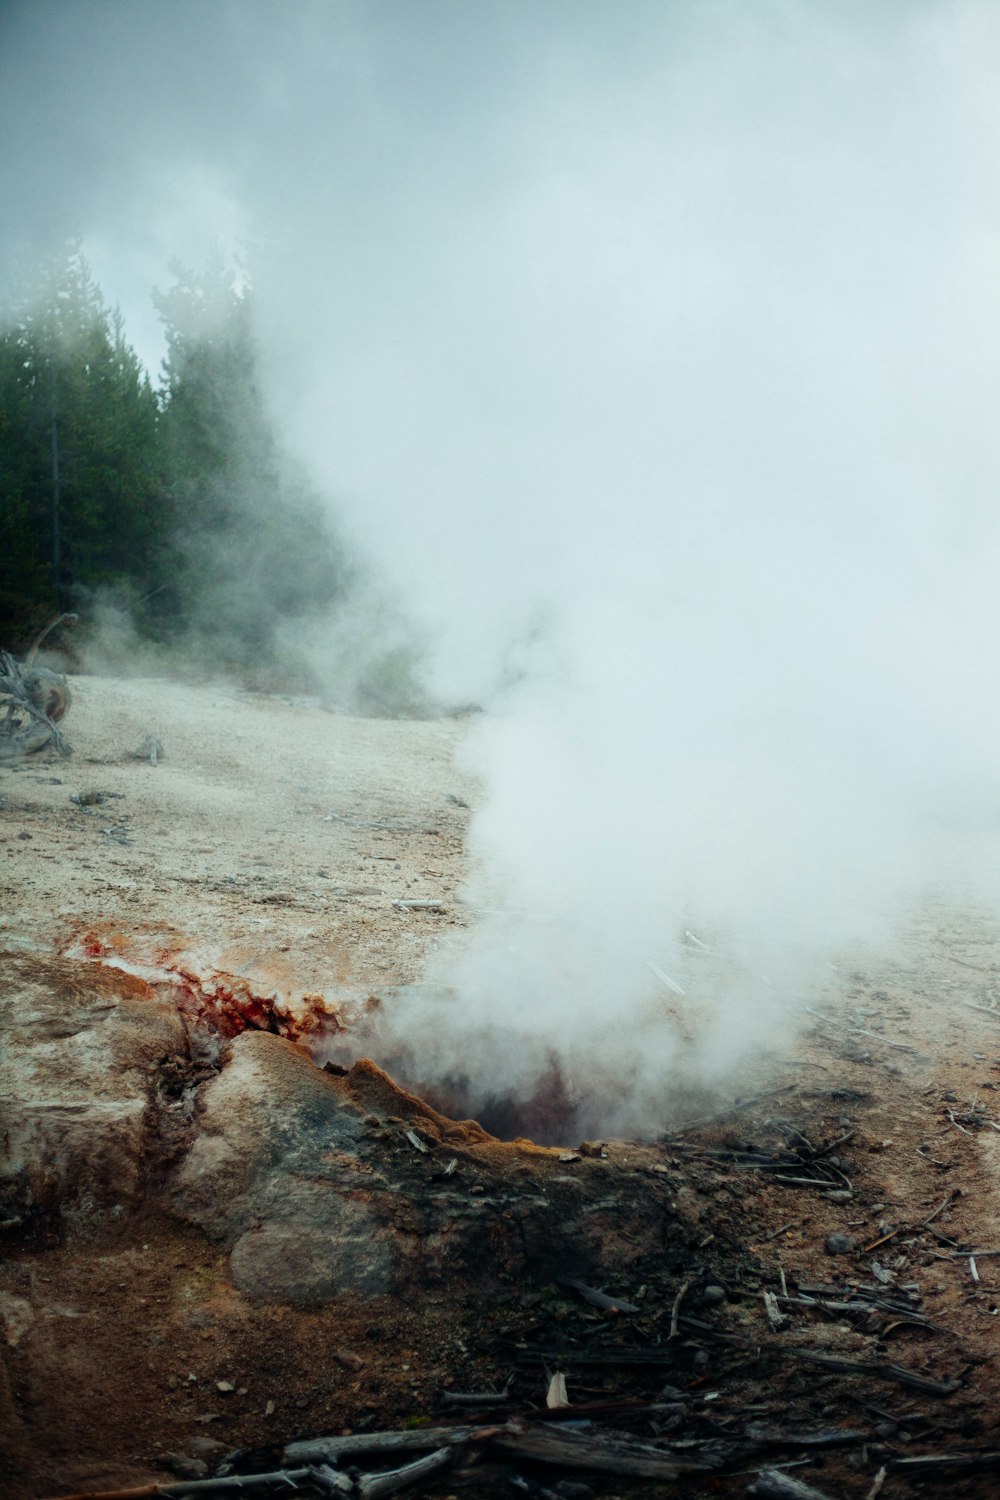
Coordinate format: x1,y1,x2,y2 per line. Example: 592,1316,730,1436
356,1444,460,1498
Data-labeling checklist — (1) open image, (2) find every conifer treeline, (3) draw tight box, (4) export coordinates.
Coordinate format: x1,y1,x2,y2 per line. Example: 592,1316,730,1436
0,243,346,669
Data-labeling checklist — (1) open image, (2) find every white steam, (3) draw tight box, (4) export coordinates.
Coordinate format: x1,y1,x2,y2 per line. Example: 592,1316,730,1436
6,2,1000,1128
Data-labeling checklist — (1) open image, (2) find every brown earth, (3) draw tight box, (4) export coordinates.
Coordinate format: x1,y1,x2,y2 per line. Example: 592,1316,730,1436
2,675,1000,1499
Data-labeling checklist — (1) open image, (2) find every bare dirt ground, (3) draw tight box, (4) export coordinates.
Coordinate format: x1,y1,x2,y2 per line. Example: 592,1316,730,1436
3,675,1000,1499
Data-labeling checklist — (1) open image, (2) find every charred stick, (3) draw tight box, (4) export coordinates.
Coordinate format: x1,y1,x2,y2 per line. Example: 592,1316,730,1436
744,1425,868,1450
891,1451,1000,1475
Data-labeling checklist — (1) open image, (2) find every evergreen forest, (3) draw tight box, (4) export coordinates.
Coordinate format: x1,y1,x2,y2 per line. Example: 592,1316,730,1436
0,242,348,678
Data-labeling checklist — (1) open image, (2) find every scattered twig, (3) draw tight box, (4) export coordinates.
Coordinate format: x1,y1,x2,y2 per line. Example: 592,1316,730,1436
669,1278,692,1338
557,1277,639,1314
922,1196,954,1228
865,1465,887,1500
25,611,78,666
863,1227,901,1253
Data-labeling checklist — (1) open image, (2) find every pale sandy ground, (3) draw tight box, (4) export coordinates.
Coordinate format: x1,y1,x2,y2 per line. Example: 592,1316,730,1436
0,674,477,1019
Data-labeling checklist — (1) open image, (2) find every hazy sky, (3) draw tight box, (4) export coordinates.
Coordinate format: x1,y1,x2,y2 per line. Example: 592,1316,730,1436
6,1,1000,1125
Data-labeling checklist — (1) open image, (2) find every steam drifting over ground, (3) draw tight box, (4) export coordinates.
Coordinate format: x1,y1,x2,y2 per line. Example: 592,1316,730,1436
6,1,1000,1129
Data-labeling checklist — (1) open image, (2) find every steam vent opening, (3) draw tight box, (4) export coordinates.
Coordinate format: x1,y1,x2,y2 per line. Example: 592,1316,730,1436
377,1056,581,1147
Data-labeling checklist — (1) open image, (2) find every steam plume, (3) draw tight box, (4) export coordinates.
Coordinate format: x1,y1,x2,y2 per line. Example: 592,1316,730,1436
5,2,1000,1130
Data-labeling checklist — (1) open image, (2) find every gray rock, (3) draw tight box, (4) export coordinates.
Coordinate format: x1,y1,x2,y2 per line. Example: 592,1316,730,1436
171,1031,397,1300
230,1222,393,1301
825,1232,856,1255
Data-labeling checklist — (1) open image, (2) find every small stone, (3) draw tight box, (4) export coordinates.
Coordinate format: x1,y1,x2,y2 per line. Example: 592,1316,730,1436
216,1380,235,1393
702,1285,726,1305
692,1349,710,1372
334,1348,364,1371
164,1456,209,1480
826,1232,856,1255
188,1436,226,1458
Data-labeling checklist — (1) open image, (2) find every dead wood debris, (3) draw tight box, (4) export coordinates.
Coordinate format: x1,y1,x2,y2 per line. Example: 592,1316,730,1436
0,629,74,760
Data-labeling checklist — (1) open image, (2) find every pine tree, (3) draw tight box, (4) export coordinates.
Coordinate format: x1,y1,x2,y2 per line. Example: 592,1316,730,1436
154,259,345,669
0,241,168,642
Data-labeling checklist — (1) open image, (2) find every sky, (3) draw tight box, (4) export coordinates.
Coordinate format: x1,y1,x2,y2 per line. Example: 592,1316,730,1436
5,0,1000,1129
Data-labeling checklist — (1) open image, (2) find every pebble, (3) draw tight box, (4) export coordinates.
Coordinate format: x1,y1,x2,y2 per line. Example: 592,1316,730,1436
826,1232,856,1255
164,1456,208,1480
702,1285,726,1305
